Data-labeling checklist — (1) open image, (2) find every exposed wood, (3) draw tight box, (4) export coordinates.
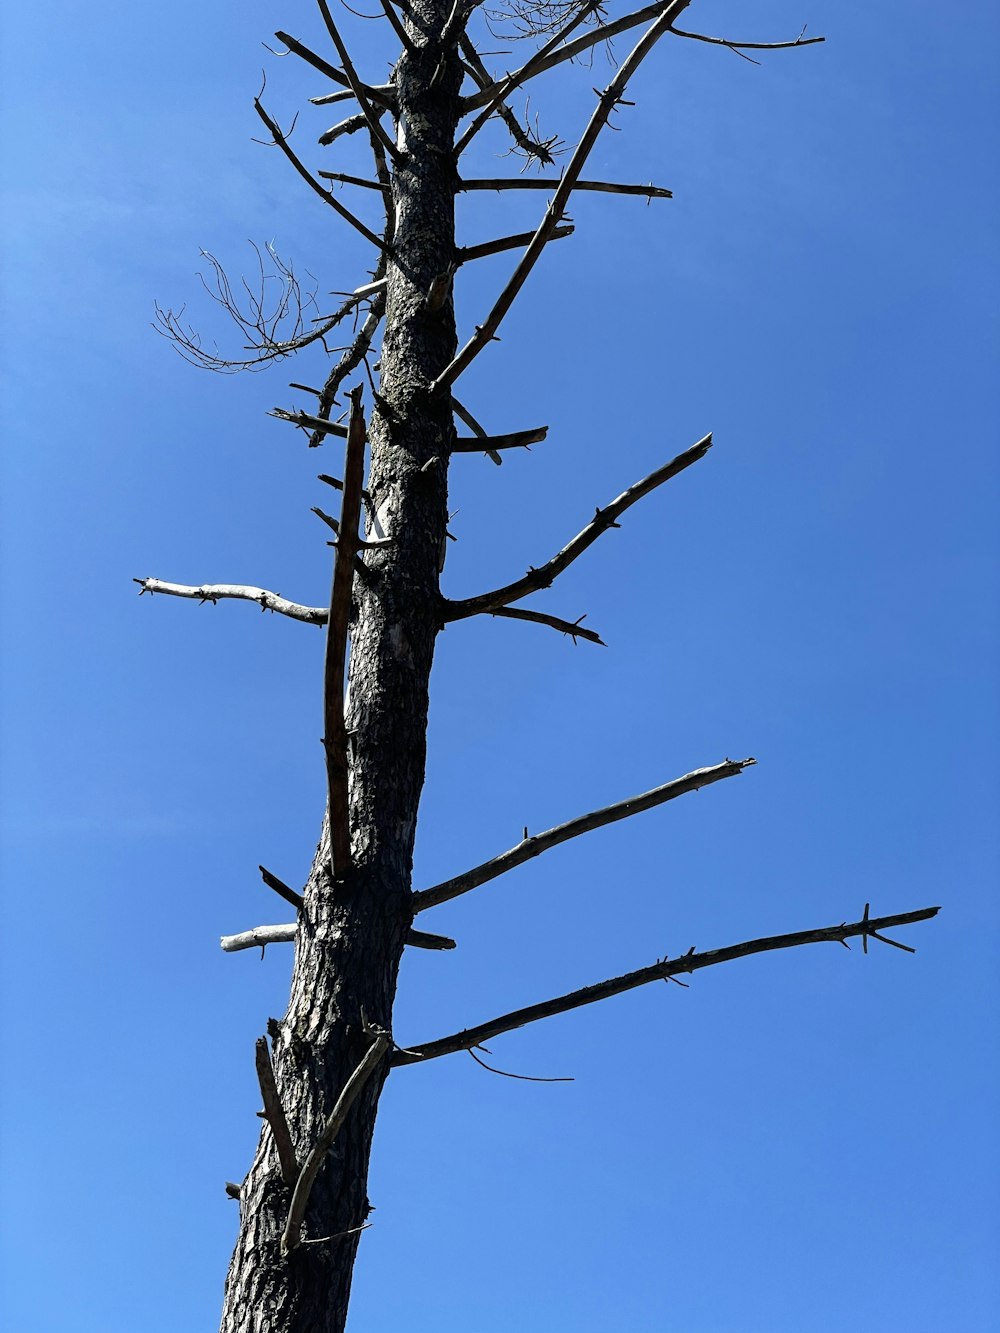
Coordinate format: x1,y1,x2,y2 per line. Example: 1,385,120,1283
133,578,325,625
323,387,367,878
254,1037,300,1187
221,922,455,953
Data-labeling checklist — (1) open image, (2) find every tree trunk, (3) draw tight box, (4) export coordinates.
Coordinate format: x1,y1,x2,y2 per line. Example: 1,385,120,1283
219,12,461,1330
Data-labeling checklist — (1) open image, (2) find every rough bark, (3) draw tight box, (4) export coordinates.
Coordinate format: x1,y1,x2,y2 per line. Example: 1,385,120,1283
218,9,461,1329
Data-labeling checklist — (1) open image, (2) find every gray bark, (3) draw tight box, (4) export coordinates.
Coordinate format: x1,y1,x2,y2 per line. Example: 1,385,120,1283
218,9,461,1329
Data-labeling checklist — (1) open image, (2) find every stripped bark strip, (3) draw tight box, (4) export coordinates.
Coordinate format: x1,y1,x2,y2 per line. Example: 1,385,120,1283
323,386,367,877
281,1033,390,1255
254,1037,299,1186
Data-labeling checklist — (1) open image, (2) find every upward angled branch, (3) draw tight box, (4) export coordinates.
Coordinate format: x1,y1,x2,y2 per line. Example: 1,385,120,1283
274,30,396,111
392,906,941,1065
315,0,399,161
443,433,711,622
436,0,693,390
413,757,753,912
322,386,367,878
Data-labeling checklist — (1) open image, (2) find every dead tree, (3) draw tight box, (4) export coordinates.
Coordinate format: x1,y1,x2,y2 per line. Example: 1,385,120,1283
140,3,938,1330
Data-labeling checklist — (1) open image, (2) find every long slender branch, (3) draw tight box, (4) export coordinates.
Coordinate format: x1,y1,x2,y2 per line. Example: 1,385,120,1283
282,1032,390,1254
413,757,752,912
443,433,711,621
323,387,366,877
459,178,671,199
392,906,941,1064
260,865,304,911
134,578,325,625
378,0,417,55
489,605,605,645
254,1037,299,1186
456,223,574,265
253,100,389,253
669,26,825,54
315,0,400,161
221,922,456,952
436,0,693,390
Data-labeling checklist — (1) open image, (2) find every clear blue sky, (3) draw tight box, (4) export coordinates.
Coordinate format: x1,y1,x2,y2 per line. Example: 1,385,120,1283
2,2,998,1329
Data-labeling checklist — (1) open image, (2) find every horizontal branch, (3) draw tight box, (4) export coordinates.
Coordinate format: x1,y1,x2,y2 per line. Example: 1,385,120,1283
221,922,456,952
255,1037,299,1186
453,427,547,453
457,223,574,265
413,757,752,912
488,606,605,646
669,25,825,54
443,433,711,621
459,178,671,199
318,111,371,148
392,906,941,1065
282,1032,390,1254
272,408,347,438
318,170,387,192
134,578,325,625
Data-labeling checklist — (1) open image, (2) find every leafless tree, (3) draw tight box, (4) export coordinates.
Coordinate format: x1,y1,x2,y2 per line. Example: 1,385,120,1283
139,3,938,1330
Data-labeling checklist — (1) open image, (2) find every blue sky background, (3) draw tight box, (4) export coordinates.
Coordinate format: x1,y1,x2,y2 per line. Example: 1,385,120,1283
1,2,998,1329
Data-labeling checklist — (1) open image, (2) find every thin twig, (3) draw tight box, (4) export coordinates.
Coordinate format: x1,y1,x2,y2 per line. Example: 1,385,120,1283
468,1047,574,1082
413,757,753,912
459,35,559,165
392,907,941,1064
134,578,325,626
443,433,711,621
282,1032,390,1254
254,1037,299,1186
323,386,367,878
669,25,824,54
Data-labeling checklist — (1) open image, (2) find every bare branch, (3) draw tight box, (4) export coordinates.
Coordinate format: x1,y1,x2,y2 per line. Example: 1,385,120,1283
308,284,387,445
221,924,297,953
254,1037,299,1186
318,170,387,192
438,0,693,389
282,1032,390,1254
323,386,367,878
457,222,574,265
488,605,605,645
406,928,458,951
273,408,348,439
253,100,389,253
315,0,400,161
392,906,942,1064
455,0,604,156
225,1182,242,1201
259,865,304,911
453,426,547,453
413,756,752,912
459,35,560,165
311,82,395,107
443,432,711,621
669,25,825,55
459,177,671,199
378,0,418,54
274,31,395,110
134,578,325,626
